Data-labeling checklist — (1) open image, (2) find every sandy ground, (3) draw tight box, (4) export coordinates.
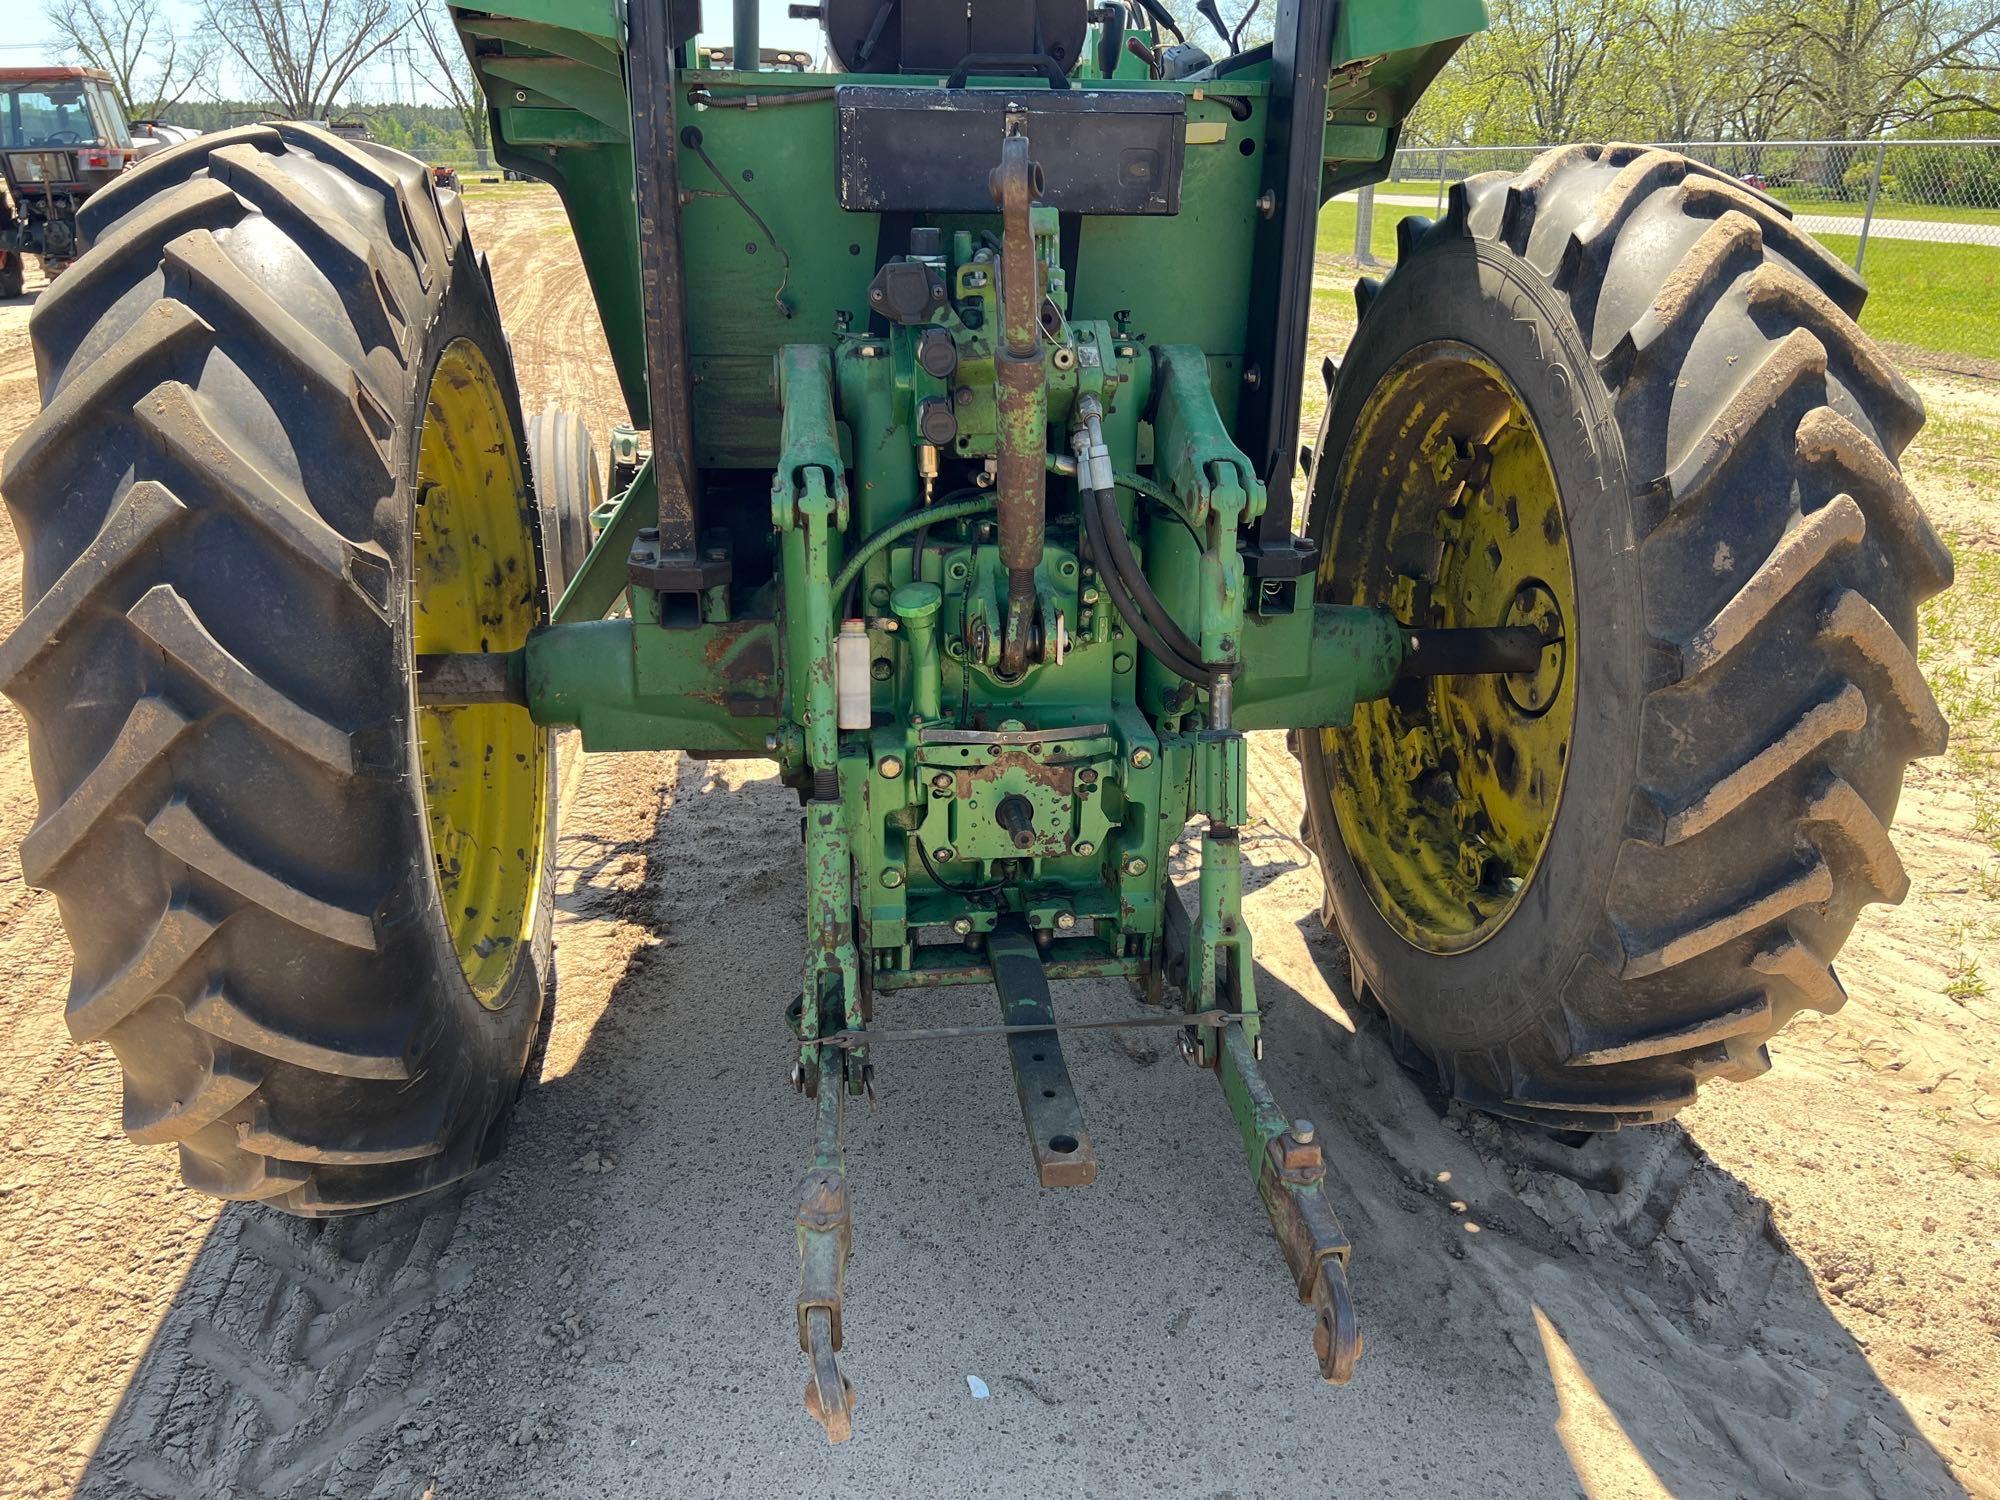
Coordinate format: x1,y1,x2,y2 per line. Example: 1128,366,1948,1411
0,184,1994,1498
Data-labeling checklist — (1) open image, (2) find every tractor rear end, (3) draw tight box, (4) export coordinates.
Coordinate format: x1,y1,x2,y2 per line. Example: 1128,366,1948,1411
0,67,144,289
0,0,1949,1447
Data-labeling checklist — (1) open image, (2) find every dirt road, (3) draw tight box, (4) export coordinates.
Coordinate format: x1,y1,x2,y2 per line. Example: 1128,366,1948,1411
0,184,1994,1498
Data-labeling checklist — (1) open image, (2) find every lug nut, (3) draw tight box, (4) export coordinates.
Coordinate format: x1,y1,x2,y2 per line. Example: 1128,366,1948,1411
1130,747,1154,769
879,755,904,778
951,916,974,936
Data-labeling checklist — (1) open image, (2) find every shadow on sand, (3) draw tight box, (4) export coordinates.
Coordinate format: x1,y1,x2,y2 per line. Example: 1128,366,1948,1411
76,756,1963,1498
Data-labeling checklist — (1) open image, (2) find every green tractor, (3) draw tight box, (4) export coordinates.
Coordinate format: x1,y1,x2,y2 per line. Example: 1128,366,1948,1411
0,0,1947,1444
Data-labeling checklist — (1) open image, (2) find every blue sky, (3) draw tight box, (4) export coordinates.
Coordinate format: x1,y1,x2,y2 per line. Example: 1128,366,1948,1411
3,0,828,107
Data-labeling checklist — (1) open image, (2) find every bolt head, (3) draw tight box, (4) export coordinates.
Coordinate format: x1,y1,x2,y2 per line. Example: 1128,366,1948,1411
950,916,974,936
1054,911,1076,931
932,846,954,861
1075,840,1096,856
879,755,904,778
764,732,780,752
881,868,904,888
931,771,953,791
1122,855,1148,877
1130,747,1154,769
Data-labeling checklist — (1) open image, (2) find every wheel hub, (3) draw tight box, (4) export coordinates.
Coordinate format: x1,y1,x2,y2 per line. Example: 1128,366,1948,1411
1320,344,1578,955
411,338,548,1006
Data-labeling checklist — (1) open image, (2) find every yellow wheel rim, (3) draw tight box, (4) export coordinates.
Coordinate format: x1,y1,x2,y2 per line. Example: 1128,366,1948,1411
1319,344,1576,954
412,338,547,1006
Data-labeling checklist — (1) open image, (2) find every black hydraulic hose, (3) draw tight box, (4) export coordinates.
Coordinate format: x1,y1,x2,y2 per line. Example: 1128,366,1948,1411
1093,528,1213,686
1080,485,1213,685
1130,0,1186,42
1088,484,1209,671
916,837,1008,896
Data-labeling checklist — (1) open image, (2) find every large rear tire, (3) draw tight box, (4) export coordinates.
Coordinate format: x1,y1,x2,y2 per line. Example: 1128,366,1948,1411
0,122,557,1211
1297,144,1952,1128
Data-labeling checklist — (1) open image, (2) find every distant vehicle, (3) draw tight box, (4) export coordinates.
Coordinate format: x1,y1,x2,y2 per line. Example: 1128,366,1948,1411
432,164,460,191
0,199,23,298
128,118,201,152
1740,171,1770,191
0,66,140,285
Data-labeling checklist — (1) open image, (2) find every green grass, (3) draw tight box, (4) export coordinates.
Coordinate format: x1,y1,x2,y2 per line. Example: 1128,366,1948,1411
1354,177,2000,230
1920,544,2000,749
1317,199,2000,362
1769,193,2000,229
1314,199,1440,264
1946,954,1988,1001
1821,232,2000,362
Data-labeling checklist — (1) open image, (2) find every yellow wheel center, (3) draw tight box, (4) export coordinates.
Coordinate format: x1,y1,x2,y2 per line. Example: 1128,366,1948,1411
1319,344,1577,954
412,338,547,1006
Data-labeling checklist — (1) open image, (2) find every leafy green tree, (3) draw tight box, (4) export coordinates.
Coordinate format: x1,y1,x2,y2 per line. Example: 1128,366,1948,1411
1746,0,2000,136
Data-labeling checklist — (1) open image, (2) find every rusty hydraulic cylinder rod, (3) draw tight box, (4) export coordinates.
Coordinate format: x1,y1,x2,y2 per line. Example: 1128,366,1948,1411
988,131,1046,678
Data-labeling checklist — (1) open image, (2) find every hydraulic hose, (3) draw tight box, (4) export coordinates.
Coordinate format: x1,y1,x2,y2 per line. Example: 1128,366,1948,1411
1087,484,1213,675
1131,0,1186,42
830,493,995,611
1080,482,1214,685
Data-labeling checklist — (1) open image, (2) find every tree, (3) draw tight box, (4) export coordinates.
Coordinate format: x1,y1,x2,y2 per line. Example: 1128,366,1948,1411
1627,0,1741,141
198,0,407,121
1745,0,2000,136
44,0,216,120
1454,0,1645,143
407,0,488,166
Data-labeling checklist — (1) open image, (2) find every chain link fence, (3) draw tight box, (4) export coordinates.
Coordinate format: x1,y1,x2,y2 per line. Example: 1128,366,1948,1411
1329,139,2000,370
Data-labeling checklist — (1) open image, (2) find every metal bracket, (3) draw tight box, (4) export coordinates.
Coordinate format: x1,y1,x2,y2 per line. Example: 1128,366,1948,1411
797,1050,857,1442
1216,1029,1364,1385
990,919,1099,1187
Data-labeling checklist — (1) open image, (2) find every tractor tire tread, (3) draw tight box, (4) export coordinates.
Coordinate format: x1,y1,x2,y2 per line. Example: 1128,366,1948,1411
1308,144,1949,1127
2,125,543,1211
